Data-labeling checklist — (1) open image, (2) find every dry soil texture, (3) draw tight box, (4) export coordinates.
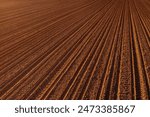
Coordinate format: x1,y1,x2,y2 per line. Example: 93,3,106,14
0,0,150,100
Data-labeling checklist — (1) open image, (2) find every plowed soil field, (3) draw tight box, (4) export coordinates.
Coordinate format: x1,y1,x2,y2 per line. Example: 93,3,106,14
0,0,150,99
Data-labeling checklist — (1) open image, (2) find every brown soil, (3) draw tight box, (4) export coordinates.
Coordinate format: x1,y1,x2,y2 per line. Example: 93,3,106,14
0,0,150,100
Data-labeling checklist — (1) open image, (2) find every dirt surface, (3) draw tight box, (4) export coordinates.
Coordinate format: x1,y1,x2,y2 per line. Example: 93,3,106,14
0,0,150,100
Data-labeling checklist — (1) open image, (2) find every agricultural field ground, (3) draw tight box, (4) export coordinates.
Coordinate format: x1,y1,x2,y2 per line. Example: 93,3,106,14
0,0,150,99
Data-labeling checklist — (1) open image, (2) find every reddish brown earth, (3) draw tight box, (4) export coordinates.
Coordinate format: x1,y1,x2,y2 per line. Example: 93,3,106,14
0,0,150,100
